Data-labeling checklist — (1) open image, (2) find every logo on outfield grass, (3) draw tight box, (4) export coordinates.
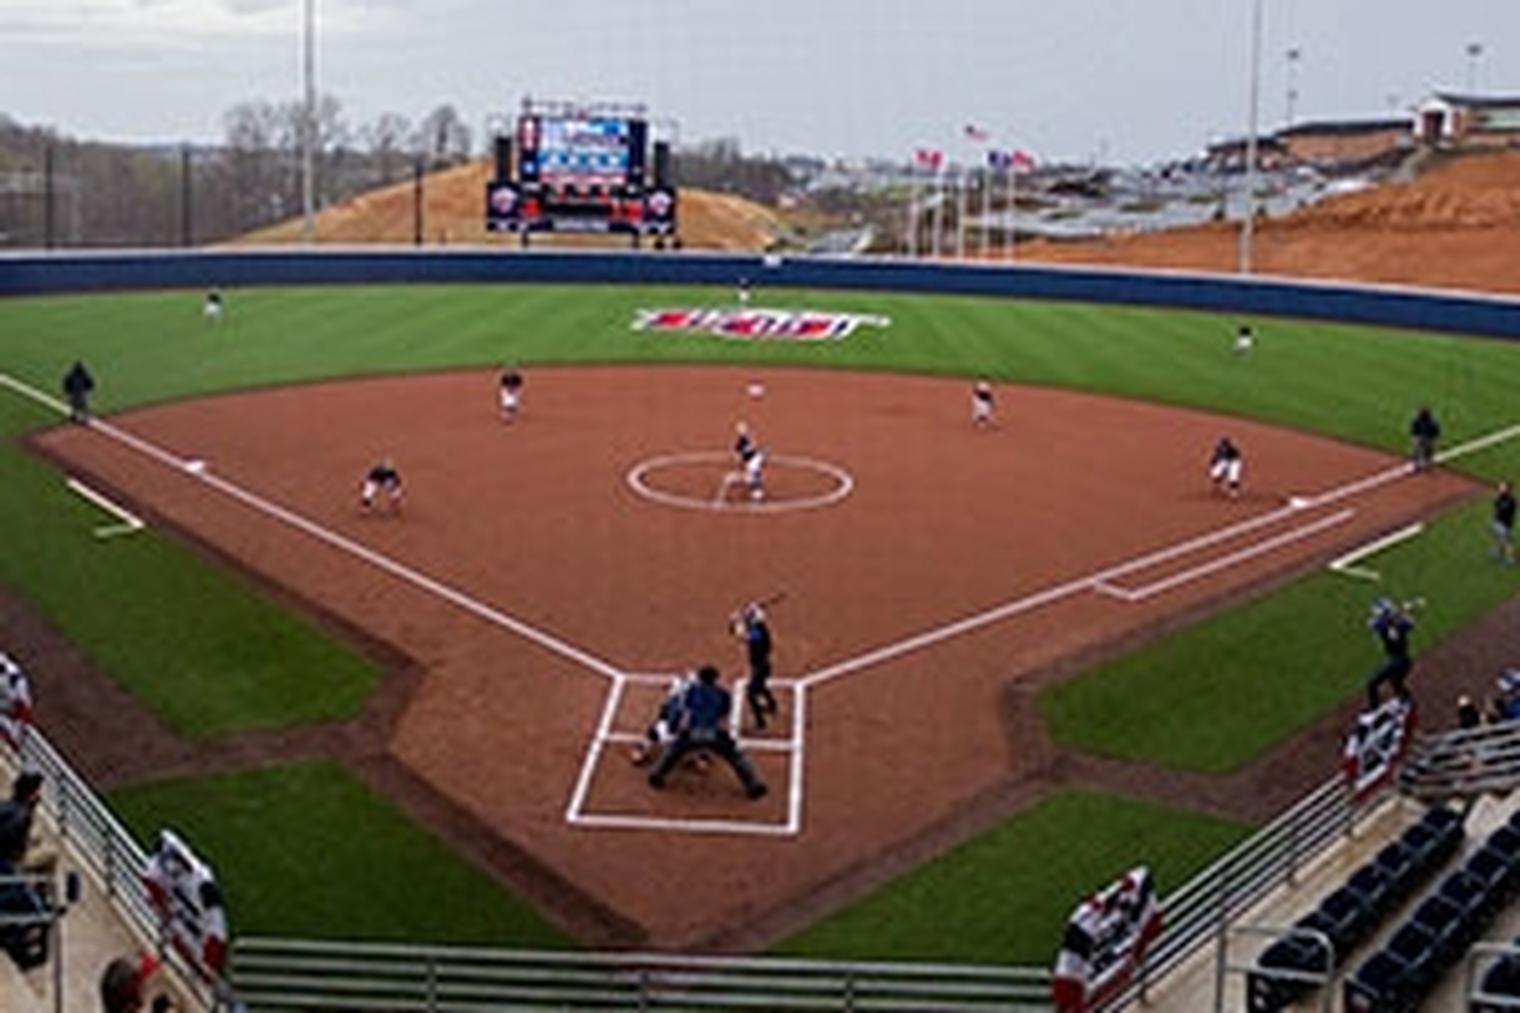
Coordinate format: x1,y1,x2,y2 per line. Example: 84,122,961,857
633,308,890,341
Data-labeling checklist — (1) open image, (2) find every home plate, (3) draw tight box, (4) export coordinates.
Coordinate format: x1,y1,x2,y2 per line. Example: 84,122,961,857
184,459,207,474
1287,495,1312,509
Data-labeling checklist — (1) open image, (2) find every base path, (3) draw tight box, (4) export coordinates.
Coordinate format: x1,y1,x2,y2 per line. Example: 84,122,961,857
28,365,1478,947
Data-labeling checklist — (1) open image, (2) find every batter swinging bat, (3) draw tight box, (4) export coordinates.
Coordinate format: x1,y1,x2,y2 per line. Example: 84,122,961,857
730,591,787,633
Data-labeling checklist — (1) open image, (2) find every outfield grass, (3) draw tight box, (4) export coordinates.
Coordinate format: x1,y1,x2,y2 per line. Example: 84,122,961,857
108,761,572,947
774,791,1249,964
1041,490,1520,772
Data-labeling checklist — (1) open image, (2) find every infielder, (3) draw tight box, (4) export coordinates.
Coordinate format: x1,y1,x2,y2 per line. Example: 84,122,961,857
972,379,995,428
734,421,766,502
733,601,779,730
360,458,404,514
499,365,524,422
1208,437,1244,499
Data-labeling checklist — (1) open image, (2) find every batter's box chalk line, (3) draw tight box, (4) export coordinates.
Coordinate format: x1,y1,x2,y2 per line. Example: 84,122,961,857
565,675,806,837
626,450,853,514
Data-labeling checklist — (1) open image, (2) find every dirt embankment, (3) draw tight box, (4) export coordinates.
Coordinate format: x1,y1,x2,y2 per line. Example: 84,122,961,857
1017,151,1520,295
232,159,787,251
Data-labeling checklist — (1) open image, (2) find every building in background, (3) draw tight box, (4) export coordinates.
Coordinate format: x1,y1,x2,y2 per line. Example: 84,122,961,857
1416,92,1520,148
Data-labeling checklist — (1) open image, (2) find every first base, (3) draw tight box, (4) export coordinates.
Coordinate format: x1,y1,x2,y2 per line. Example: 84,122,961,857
747,383,765,399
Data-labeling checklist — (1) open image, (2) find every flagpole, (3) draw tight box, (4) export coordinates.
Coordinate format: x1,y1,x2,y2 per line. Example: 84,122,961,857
955,167,968,259
1006,163,1016,262
931,166,943,258
907,165,919,258
980,164,991,259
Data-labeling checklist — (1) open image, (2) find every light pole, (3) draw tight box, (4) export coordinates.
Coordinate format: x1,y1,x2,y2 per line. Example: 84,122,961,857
301,0,316,243
1285,47,1301,125
1465,41,1484,93
1239,0,1264,275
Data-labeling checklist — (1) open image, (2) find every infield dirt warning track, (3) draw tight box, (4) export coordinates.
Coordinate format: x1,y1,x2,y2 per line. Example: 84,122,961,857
24,366,1478,945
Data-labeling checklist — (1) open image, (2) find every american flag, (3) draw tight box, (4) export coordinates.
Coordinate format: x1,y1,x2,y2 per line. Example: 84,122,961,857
913,148,944,171
963,123,991,142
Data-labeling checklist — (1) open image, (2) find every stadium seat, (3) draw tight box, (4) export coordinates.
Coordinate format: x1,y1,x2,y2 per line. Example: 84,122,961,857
1476,950,1520,1013
1466,847,1513,912
1310,887,1371,956
1349,864,1395,919
1373,841,1416,901
1343,949,1417,1013
1486,826,1520,866
1383,922,1438,994
0,863,49,971
1408,894,1466,965
1247,936,1326,1012
1438,869,1488,929
1421,804,1463,834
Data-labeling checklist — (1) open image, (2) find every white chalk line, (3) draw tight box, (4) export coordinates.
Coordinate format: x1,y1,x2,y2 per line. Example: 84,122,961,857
564,676,627,825
1327,523,1425,583
1111,508,1355,601
65,477,145,538
798,421,1520,690
603,730,798,754
627,451,854,514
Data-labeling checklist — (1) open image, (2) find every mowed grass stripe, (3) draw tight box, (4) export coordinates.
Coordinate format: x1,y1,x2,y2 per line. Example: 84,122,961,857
775,791,1249,965
108,762,572,947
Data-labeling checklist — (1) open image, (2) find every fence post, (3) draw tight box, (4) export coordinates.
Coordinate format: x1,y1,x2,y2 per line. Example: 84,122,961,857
1286,805,1299,886
844,970,855,1013
1212,863,1231,1013
426,955,438,1013
104,831,117,900
638,967,649,1012
56,780,69,844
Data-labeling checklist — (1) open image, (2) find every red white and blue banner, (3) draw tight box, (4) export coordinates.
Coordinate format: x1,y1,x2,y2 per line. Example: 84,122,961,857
1053,866,1163,1013
633,308,890,342
1343,696,1416,803
144,829,230,980
0,651,32,750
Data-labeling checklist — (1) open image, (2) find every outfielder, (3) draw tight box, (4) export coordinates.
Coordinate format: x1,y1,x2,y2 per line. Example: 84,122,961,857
1233,323,1254,356
1410,405,1441,473
202,288,224,324
360,458,404,514
1208,437,1244,499
499,365,524,422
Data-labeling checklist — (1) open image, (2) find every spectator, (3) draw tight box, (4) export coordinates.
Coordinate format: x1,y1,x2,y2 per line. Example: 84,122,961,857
1494,671,1520,723
99,953,168,1013
1493,480,1516,566
1458,694,1483,730
0,771,53,876
1409,405,1441,473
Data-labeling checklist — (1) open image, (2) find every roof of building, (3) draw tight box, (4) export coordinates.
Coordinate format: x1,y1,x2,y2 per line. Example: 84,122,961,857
1432,92,1520,110
1276,118,1410,138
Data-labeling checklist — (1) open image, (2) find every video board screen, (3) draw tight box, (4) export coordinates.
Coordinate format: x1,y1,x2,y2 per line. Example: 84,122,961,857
518,115,647,188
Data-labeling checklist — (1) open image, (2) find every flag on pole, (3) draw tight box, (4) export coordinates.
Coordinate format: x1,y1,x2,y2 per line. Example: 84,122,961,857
1011,149,1037,171
987,150,1012,170
963,124,991,142
914,148,944,171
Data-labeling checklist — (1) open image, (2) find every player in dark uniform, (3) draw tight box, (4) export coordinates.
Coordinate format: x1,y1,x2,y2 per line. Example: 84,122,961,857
734,421,765,501
734,603,778,730
1493,480,1516,565
1366,597,1417,709
499,366,524,422
1410,405,1441,473
61,360,95,423
647,665,767,799
360,458,404,514
1208,437,1244,499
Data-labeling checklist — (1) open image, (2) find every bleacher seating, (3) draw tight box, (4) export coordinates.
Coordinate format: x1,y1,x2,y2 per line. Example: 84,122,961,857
1346,808,1520,1011
1246,803,1465,1012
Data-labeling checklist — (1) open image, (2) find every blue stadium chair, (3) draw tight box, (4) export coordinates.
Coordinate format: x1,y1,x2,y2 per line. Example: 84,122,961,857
1383,922,1439,994
1373,840,1417,902
1400,822,1443,876
1487,825,1520,865
1466,847,1513,913
1309,886,1371,957
1343,948,1417,1013
1247,936,1326,1012
1421,804,1463,834
1349,863,1395,920
1408,893,1466,966
1437,870,1488,931
1475,951,1520,1013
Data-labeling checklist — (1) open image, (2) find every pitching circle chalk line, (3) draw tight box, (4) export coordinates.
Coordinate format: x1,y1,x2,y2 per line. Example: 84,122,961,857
626,451,854,514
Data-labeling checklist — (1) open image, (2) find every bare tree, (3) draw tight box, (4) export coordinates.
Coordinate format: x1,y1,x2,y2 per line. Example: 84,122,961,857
360,112,412,184
413,104,472,167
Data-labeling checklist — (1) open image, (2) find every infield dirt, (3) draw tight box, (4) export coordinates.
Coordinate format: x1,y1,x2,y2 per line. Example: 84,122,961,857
28,366,1478,946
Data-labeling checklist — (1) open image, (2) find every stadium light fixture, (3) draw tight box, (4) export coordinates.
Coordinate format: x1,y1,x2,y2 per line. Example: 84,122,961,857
1239,0,1264,276
301,0,316,243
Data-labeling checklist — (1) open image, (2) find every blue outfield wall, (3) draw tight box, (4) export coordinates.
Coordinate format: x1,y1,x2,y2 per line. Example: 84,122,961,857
2,248,1519,339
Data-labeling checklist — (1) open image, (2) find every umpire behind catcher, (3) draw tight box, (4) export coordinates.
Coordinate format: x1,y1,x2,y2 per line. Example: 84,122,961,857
647,665,767,800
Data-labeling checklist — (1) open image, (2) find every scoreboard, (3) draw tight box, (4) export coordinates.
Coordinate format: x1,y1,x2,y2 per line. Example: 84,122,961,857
486,106,676,240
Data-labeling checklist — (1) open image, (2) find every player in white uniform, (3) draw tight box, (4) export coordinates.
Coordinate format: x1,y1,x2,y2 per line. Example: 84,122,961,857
499,365,524,421
1233,323,1254,356
1209,437,1244,498
360,458,404,513
737,276,752,307
972,379,995,427
202,288,224,323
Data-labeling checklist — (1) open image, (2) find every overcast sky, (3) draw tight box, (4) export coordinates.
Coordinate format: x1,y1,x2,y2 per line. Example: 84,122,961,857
1,0,1515,164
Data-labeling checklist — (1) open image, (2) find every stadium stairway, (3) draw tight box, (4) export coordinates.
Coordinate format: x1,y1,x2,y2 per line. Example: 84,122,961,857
0,749,203,1013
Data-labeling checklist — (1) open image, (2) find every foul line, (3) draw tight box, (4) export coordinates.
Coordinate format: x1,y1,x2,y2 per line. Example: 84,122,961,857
65,477,145,539
1328,523,1425,582
0,373,625,683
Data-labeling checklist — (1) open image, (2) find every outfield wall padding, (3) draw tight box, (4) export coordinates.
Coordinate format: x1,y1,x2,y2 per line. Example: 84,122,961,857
3,249,1519,339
